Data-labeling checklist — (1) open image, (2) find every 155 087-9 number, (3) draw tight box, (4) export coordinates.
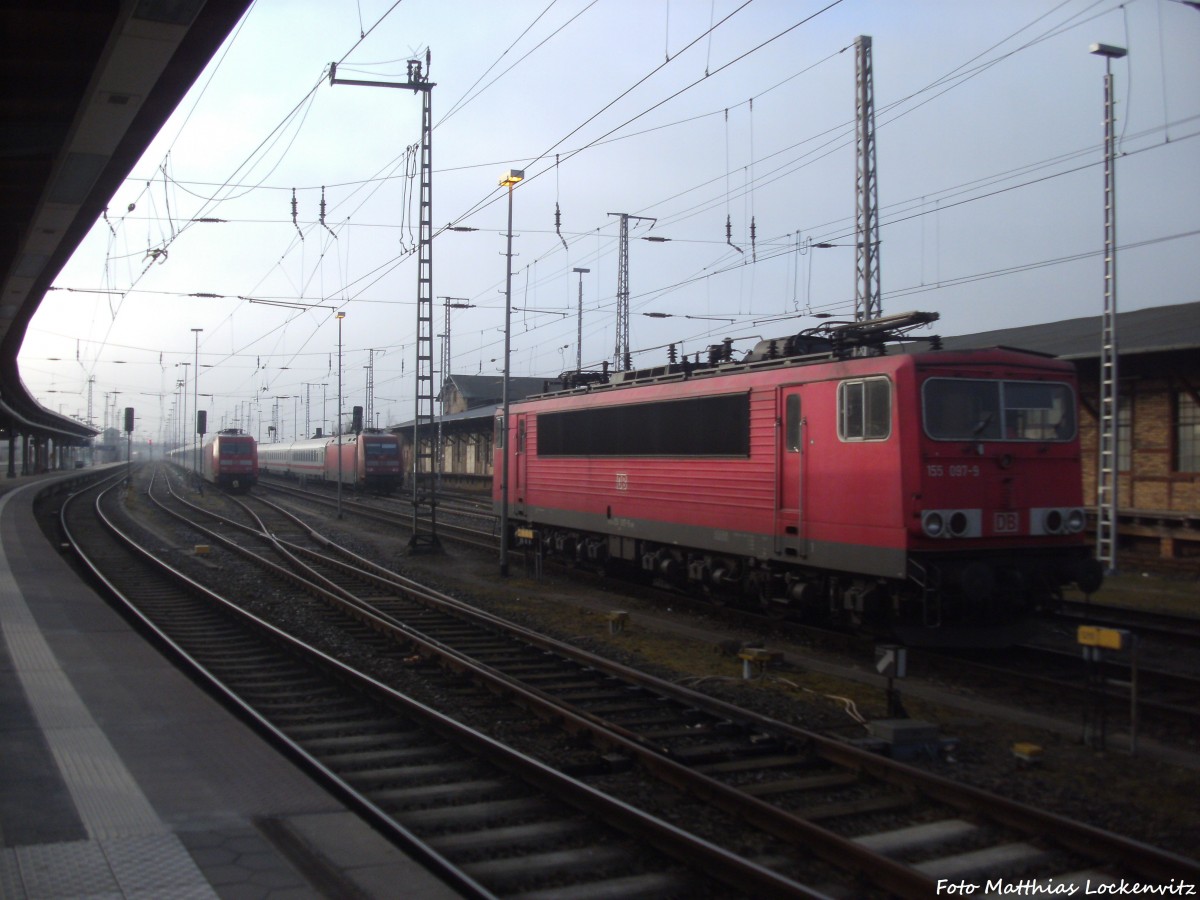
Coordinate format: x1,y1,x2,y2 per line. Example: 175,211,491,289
926,464,981,478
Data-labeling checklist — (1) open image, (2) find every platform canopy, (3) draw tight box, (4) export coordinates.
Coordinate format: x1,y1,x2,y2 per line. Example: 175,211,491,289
0,0,252,446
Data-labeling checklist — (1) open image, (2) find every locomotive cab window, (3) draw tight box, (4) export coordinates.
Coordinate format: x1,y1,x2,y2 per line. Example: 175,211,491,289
923,378,1076,441
838,378,891,441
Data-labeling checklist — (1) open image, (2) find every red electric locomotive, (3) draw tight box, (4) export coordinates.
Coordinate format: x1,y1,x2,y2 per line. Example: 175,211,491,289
257,429,403,494
200,428,258,492
495,312,1102,647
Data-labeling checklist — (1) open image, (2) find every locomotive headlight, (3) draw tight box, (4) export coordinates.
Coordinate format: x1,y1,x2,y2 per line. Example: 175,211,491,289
1067,508,1086,533
1044,509,1064,534
922,512,945,538
949,511,970,537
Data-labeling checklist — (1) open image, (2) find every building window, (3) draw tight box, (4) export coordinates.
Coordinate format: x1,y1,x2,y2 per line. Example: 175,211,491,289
1177,390,1200,473
1117,401,1132,472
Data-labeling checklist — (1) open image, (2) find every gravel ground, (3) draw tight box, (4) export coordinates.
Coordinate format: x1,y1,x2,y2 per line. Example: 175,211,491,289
364,529,1200,861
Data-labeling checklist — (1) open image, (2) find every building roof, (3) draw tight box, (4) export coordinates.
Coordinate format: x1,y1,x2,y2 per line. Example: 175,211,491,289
444,374,560,406
396,375,561,431
939,300,1200,359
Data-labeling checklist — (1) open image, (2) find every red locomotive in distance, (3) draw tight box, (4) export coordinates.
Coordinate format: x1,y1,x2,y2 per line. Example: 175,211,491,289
172,428,257,492
257,428,404,494
495,312,1103,647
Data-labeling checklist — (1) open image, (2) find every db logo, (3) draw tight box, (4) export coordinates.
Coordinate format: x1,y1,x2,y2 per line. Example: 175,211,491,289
993,512,1019,533
615,473,628,491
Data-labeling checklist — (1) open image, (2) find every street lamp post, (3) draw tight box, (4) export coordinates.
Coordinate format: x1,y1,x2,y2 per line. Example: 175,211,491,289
336,311,345,519
572,267,589,373
191,328,203,486
1090,41,1126,573
174,380,184,450
499,169,524,576
179,363,190,466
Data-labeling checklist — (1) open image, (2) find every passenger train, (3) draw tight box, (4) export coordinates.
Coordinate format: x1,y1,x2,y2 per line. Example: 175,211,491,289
494,312,1103,647
258,429,404,494
170,428,258,492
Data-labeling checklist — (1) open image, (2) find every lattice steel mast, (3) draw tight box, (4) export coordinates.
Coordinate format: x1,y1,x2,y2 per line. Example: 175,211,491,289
364,350,376,430
437,296,472,475
331,52,440,552
855,35,881,323
607,212,655,371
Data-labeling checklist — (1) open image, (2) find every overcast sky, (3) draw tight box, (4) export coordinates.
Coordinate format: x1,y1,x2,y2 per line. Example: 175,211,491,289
19,0,1200,442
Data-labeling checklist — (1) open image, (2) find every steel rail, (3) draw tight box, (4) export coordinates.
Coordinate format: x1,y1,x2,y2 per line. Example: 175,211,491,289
109,469,831,898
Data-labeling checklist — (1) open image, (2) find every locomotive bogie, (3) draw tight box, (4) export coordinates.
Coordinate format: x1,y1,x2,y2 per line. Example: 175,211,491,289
498,343,1103,647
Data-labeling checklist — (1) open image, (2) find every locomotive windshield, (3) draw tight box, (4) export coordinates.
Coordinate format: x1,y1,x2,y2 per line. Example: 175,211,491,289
923,378,1075,441
364,440,398,458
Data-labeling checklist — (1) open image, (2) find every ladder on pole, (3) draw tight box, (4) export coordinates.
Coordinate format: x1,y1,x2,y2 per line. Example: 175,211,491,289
410,67,441,552
1096,65,1120,572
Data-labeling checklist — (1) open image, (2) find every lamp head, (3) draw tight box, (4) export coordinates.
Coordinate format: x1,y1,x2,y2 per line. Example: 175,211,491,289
500,169,525,187
1089,42,1127,59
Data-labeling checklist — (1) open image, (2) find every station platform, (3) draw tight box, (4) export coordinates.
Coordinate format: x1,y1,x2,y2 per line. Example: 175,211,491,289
0,469,463,899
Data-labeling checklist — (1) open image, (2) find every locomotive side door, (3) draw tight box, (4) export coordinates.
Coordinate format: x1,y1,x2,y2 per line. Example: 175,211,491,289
776,386,807,559
514,413,528,516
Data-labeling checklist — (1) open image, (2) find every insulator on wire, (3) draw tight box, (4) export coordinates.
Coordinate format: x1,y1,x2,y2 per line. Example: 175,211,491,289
320,186,337,239
726,214,743,255
291,188,303,241
555,203,567,251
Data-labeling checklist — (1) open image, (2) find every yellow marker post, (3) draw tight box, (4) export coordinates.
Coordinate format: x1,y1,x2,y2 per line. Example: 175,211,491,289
1077,625,1127,651
1077,625,1138,755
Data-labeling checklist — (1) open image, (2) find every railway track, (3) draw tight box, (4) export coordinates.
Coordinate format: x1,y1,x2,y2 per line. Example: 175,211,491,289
258,476,1200,642
107,465,1200,895
255,475,496,549
255,471,1200,742
62,467,823,899
922,643,1200,738
1054,599,1200,645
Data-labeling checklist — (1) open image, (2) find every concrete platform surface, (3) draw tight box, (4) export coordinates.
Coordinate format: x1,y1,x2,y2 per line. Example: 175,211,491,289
1,470,463,898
